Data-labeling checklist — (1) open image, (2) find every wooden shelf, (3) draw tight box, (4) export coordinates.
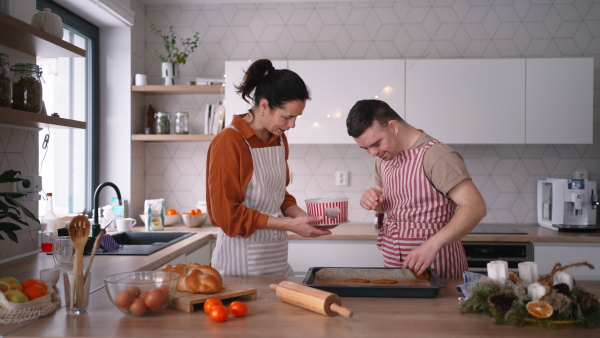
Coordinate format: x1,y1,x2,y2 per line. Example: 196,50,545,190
131,84,224,94
131,134,216,142
0,12,86,58
0,107,86,129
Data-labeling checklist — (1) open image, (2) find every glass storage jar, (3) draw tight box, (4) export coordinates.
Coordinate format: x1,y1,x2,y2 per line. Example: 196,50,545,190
0,53,11,108
11,63,43,113
154,111,171,134
175,111,189,134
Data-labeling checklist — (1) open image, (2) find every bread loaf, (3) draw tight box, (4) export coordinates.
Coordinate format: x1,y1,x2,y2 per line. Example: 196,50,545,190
161,262,223,294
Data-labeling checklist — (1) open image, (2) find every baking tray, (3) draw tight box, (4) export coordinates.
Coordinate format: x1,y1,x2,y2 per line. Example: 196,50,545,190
302,267,444,298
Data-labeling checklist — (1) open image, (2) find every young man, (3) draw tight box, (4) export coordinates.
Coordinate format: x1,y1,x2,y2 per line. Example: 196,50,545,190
346,99,486,278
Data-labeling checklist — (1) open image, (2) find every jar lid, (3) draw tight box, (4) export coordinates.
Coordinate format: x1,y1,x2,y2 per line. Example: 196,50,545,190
176,111,189,116
155,111,169,116
11,63,41,73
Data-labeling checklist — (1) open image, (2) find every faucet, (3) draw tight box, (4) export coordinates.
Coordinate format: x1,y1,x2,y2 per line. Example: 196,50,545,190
92,182,122,237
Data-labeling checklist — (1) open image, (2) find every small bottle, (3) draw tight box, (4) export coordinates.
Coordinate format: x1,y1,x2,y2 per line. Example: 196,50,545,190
40,193,58,252
101,205,115,231
175,111,189,134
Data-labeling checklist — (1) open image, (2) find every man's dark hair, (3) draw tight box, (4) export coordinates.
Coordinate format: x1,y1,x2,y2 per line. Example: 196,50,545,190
346,99,403,138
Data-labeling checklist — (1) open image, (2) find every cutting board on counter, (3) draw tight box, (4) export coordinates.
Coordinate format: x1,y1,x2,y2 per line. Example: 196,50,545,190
169,283,258,313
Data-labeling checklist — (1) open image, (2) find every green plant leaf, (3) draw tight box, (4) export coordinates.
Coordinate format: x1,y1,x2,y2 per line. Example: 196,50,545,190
0,222,21,243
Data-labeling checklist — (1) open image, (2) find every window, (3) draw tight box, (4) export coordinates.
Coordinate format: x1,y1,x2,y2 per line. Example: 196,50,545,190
36,0,99,216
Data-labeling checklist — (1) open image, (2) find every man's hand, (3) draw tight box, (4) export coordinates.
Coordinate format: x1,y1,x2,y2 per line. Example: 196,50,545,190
360,187,384,211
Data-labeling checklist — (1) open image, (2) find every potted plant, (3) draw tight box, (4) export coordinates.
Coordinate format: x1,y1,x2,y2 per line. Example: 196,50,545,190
0,170,40,243
149,23,200,85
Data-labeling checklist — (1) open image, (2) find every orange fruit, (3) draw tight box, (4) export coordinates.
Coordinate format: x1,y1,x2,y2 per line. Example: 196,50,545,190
21,279,48,291
9,283,23,291
23,284,48,300
189,209,198,215
195,208,202,215
203,298,223,314
526,301,553,319
166,208,177,216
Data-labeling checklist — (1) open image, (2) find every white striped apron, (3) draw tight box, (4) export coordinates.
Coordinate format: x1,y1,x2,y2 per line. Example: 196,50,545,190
377,139,468,279
211,126,293,276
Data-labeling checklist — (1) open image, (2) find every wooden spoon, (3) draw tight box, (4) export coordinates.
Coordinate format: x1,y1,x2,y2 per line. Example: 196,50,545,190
68,211,91,310
83,220,112,284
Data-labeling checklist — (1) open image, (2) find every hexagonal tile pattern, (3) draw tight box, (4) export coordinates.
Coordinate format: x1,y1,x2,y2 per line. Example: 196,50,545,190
126,0,600,232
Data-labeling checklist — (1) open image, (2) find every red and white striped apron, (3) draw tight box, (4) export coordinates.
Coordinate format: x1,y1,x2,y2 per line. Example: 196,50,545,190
377,139,468,279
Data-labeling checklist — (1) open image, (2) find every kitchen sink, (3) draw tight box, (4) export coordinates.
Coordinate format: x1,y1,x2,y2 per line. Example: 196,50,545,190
83,231,195,256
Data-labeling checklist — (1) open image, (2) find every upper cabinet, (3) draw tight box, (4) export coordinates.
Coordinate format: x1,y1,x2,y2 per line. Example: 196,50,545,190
406,59,526,144
287,59,405,144
225,57,593,145
525,58,593,144
0,12,86,129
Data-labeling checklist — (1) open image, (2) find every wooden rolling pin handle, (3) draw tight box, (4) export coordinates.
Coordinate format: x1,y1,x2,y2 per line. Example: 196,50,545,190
330,303,353,318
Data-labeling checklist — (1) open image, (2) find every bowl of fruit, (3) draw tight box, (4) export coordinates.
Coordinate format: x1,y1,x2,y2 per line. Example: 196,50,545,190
181,208,207,228
104,271,179,317
0,276,57,314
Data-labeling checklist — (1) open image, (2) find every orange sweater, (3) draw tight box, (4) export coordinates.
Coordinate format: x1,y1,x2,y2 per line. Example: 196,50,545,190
206,113,297,238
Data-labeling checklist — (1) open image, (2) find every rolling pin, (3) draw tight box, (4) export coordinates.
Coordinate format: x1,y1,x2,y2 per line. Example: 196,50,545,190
269,281,353,318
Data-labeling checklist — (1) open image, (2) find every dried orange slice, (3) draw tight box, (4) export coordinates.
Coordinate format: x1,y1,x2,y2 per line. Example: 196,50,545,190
526,301,553,319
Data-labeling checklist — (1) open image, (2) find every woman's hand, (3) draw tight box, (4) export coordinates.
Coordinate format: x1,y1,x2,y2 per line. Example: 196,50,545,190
289,215,333,238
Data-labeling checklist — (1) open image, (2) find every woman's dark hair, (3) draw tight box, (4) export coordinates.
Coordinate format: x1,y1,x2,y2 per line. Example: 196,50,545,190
235,59,310,110
346,99,404,138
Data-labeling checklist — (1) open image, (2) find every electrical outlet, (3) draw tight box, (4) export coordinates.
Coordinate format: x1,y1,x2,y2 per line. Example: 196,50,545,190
15,175,42,193
334,171,348,186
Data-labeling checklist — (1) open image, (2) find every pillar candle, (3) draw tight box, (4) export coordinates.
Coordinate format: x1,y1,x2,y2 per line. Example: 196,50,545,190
553,271,574,289
517,261,538,285
527,282,548,301
487,260,509,282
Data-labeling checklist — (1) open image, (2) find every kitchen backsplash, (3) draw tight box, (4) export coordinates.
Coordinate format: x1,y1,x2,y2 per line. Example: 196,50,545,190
135,0,599,224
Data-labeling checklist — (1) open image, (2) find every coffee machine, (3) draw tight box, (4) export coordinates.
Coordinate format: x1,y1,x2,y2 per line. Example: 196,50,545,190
537,174,599,231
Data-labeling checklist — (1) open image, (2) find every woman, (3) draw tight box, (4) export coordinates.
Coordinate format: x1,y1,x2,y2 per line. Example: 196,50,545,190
206,59,333,276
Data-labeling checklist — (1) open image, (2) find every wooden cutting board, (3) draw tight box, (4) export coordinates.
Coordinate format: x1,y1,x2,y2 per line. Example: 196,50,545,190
168,282,258,313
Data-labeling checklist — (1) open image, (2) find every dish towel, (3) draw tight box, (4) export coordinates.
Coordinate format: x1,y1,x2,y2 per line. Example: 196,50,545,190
456,271,486,298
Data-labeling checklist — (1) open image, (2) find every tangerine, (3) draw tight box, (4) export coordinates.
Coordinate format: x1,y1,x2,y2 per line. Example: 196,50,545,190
23,284,48,300
166,208,177,216
21,279,48,291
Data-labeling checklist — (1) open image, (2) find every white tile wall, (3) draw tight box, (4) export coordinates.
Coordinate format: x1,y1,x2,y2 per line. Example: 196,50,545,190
134,0,600,225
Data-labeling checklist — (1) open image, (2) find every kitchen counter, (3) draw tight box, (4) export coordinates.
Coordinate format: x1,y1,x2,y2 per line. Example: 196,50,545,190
1,223,599,336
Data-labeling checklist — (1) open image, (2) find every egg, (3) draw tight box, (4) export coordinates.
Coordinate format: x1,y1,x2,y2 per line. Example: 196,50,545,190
138,291,148,301
125,286,141,297
145,288,167,312
157,285,170,297
129,298,148,316
114,290,135,309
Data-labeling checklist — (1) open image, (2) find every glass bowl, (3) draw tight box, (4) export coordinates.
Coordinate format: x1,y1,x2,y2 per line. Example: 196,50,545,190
104,271,179,317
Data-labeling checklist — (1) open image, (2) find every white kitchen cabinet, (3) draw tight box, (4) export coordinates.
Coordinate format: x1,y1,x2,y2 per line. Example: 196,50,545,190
525,58,594,144
288,239,382,277
225,60,288,126
406,59,526,144
533,243,600,281
286,59,405,144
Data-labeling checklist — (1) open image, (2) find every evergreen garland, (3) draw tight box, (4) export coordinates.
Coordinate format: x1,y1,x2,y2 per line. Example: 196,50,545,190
458,262,600,329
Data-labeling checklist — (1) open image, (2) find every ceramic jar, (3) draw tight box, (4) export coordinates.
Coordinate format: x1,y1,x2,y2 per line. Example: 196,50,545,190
31,8,64,39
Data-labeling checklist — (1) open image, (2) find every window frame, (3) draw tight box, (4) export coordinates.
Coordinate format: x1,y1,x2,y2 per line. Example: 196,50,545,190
36,0,99,213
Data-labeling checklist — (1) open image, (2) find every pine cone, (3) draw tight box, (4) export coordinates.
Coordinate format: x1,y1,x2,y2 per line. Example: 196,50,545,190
488,292,515,311
553,283,570,295
577,293,592,313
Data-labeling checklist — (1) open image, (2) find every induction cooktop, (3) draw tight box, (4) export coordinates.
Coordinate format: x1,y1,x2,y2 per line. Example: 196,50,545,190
469,224,527,235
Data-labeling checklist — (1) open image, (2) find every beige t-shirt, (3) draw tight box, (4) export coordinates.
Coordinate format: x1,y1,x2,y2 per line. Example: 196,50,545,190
374,131,471,196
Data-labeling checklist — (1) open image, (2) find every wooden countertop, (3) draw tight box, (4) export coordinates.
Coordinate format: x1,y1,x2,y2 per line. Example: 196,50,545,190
1,223,599,336
4,276,599,337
